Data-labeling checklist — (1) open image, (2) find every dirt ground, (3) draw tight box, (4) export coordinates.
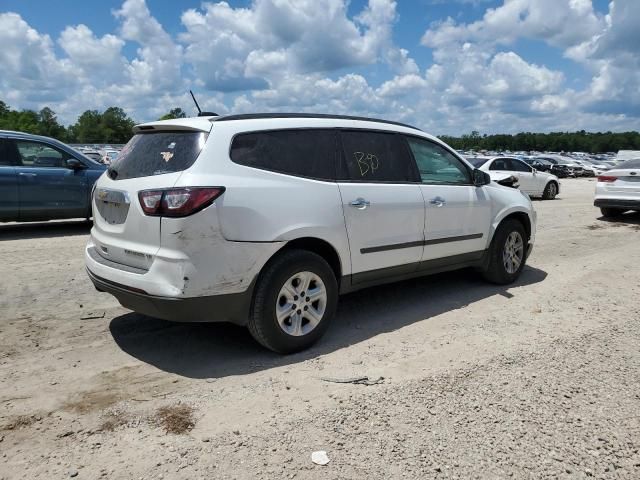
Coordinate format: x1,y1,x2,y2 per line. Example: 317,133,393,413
1,178,639,479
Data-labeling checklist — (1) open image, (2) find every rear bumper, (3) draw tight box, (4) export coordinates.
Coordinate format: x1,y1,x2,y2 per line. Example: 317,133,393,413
87,268,252,325
594,198,640,210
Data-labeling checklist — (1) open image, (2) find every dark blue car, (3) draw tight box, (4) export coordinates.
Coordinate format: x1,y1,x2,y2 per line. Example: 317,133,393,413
0,130,106,222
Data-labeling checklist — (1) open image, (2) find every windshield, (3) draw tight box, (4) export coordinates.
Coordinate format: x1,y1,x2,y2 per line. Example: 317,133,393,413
466,157,489,168
108,131,208,180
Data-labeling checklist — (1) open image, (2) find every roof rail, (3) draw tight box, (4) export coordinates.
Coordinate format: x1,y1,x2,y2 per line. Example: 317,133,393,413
210,113,421,131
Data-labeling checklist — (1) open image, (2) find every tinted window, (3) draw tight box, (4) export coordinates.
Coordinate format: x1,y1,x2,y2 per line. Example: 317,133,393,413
110,131,208,180
340,131,416,182
14,140,71,168
0,139,15,166
406,136,470,185
230,129,335,180
490,158,510,171
510,159,531,172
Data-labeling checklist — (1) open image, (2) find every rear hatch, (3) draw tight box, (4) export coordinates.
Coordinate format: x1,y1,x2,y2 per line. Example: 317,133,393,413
91,126,210,270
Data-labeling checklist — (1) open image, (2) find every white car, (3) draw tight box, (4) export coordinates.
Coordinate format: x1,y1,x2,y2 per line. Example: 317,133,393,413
594,159,640,217
468,156,560,199
85,114,537,353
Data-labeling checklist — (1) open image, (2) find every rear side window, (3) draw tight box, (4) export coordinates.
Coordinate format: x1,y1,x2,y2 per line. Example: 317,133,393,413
490,159,510,171
339,130,416,182
0,139,14,166
110,131,208,180
230,129,336,180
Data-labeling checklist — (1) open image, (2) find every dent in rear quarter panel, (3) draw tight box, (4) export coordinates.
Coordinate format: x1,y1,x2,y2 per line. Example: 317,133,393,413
159,204,284,297
216,170,352,276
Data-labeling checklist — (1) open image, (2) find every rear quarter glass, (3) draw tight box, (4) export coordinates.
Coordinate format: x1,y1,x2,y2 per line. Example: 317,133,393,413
110,131,208,180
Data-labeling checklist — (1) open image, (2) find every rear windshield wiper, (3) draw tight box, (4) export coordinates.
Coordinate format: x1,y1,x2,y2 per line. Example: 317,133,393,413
107,166,118,180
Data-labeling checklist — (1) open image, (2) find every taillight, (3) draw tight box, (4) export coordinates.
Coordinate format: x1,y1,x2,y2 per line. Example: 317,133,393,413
138,187,225,217
597,176,617,183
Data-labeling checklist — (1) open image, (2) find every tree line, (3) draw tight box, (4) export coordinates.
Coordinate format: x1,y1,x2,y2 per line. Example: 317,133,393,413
440,130,640,153
1,100,639,152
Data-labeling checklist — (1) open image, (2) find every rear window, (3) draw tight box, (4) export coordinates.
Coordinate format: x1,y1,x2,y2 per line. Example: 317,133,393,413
109,131,208,180
230,129,336,180
467,157,489,168
619,159,640,169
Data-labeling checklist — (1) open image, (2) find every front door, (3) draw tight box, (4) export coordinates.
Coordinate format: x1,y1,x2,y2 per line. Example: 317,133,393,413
337,130,424,283
11,139,88,220
404,136,491,261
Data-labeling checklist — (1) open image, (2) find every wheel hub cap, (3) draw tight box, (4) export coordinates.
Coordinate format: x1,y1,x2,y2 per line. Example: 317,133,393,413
275,271,327,336
502,231,524,274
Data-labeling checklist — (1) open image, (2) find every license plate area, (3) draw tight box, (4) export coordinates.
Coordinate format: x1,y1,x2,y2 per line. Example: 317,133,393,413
95,188,131,225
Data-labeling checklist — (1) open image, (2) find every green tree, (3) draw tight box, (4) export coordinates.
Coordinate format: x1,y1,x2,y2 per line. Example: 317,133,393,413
159,107,187,120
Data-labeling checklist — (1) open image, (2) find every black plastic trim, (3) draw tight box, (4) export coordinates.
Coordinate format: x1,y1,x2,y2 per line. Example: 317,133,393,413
360,233,484,254
594,199,640,209
342,250,487,293
86,269,253,325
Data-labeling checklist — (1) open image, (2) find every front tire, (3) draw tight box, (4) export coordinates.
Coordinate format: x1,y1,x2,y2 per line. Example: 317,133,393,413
248,249,338,354
482,219,527,285
542,181,558,200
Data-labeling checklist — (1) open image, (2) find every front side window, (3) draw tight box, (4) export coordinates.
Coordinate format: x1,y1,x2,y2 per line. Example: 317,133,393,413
340,130,416,182
14,140,71,168
406,136,470,185
230,129,336,180
510,159,531,172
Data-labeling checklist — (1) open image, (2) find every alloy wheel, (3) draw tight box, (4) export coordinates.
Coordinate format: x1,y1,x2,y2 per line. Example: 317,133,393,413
502,231,524,274
275,271,327,336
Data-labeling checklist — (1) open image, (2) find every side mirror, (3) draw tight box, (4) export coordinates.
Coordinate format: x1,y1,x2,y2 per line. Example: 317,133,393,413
66,158,85,170
473,169,491,186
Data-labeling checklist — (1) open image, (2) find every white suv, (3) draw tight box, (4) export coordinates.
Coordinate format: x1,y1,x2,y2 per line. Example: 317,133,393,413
85,114,537,353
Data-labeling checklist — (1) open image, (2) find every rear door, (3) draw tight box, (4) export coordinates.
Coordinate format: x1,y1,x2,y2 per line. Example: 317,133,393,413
91,129,209,270
337,130,424,282
0,139,19,221
11,139,88,220
404,136,491,261
509,158,537,194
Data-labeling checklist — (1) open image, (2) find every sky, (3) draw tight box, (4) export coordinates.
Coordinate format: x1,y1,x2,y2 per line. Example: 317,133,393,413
0,0,638,135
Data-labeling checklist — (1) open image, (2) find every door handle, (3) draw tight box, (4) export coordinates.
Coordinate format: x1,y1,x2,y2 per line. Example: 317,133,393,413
350,198,370,209
429,197,446,207
18,172,37,177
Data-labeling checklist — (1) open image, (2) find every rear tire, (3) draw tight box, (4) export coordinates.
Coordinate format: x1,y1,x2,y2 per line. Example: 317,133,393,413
542,181,558,200
482,219,527,285
600,207,624,218
248,249,338,354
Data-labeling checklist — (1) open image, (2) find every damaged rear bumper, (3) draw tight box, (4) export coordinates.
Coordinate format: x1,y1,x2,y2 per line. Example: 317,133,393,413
86,268,252,325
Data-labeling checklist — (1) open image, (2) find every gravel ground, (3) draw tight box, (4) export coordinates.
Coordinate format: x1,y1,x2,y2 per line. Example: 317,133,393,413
1,178,639,479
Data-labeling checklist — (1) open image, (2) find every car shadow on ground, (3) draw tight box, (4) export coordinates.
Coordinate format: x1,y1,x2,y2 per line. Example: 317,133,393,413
0,220,91,241
597,211,640,225
109,266,547,380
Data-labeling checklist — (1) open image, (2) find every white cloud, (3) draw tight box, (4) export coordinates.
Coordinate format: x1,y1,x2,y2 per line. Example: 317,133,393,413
0,0,638,134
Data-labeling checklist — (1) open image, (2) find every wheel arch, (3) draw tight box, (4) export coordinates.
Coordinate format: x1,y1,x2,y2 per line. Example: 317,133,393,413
270,236,343,284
